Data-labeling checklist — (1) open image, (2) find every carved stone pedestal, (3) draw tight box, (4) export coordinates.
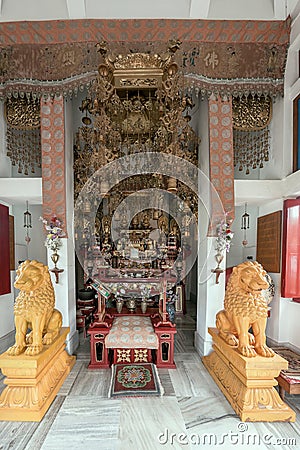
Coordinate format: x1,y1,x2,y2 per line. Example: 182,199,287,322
202,328,296,422
0,327,75,422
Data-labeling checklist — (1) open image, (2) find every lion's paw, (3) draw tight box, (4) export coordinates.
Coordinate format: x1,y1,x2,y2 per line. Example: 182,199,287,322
248,333,255,345
219,331,238,346
25,344,43,356
239,345,257,357
226,334,239,346
42,333,54,345
26,332,33,344
255,344,275,358
6,344,25,356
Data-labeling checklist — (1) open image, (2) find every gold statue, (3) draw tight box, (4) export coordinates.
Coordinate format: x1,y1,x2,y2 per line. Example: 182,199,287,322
216,261,274,358
7,260,62,356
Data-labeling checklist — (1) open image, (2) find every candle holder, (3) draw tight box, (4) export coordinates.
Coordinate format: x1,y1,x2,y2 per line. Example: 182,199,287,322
50,251,64,284
211,252,224,284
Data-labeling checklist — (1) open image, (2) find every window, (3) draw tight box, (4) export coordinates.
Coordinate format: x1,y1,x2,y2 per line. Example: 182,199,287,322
281,199,300,300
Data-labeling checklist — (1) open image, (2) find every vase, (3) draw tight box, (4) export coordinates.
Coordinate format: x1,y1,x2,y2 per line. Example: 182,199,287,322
215,252,224,269
116,298,123,313
51,251,60,269
141,299,147,314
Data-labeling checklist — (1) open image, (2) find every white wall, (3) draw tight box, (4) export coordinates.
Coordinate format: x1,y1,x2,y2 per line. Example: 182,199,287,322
12,204,46,265
226,204,259,268
0,201,46,343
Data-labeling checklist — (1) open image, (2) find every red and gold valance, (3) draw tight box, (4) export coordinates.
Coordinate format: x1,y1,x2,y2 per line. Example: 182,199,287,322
0,18,291,98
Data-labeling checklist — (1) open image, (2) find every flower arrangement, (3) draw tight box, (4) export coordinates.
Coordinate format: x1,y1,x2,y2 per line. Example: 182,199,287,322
215,216,234,253
40,215,66,251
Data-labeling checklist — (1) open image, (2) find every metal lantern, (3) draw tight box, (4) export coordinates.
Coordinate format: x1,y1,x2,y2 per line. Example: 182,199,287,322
241,203,250,230
23,201,32,228
241,203,250,247
24,201,32,244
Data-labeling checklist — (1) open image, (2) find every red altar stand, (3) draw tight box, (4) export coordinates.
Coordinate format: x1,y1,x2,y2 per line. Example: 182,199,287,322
88,293,113,369
151,315,176,368
151,281,177,369
88,324,112,369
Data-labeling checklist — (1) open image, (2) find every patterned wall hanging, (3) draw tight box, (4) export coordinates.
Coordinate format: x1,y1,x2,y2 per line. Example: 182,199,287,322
5,95,41,175
209,95,235,223
233,95,272,174
40,95,67,232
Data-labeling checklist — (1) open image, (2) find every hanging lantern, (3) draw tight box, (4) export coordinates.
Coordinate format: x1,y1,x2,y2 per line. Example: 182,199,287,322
241,203,250,230
24,201,32,228
24,201,32,244
241,203,250,247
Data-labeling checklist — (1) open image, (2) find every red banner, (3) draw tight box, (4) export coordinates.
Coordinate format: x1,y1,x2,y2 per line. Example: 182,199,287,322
0,204,10,295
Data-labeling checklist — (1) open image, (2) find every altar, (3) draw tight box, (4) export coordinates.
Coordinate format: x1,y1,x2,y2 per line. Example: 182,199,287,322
87,277,177,370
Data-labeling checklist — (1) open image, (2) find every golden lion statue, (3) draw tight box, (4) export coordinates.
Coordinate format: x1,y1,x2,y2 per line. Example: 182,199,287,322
7,260,62,356
216,261,274,358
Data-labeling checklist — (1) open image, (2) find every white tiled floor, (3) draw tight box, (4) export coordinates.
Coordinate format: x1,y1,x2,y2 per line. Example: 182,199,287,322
0,311,300,450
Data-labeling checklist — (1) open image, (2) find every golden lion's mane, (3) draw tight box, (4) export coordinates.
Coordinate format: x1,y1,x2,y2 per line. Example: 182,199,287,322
14,261,55,316
224,264,268,320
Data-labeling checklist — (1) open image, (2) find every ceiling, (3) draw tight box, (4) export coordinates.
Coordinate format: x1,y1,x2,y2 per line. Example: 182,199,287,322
0,0,297,22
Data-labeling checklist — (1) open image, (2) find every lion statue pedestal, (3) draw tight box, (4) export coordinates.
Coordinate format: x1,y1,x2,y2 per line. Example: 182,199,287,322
202,261,295,422
0,260,76,421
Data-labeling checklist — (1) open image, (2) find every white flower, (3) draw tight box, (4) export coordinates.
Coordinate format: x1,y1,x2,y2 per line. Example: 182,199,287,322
215,216,234,253
40,216,65,251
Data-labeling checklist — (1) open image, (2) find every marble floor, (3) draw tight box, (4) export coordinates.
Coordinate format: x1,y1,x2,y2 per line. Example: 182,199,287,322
0,310,300,450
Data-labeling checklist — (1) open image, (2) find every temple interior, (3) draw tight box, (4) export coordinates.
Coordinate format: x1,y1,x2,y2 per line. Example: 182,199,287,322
1,0,300,448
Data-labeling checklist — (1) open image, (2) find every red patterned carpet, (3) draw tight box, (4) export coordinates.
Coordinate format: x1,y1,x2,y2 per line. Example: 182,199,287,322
272,347,300,375
108,363,164,398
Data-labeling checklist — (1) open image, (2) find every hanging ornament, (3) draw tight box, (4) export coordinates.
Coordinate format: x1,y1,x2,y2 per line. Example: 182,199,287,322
241,203,250,247
24,201,32,245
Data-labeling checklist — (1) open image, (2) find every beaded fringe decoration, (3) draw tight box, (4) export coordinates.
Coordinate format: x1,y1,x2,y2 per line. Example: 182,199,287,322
233,127,270,175
232,95,272,175
5,95,41,175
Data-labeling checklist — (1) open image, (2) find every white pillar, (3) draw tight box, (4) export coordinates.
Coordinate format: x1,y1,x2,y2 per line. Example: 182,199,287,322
195,96,226,356
47,239,77,354
46,98,78,354
195,232,226,356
